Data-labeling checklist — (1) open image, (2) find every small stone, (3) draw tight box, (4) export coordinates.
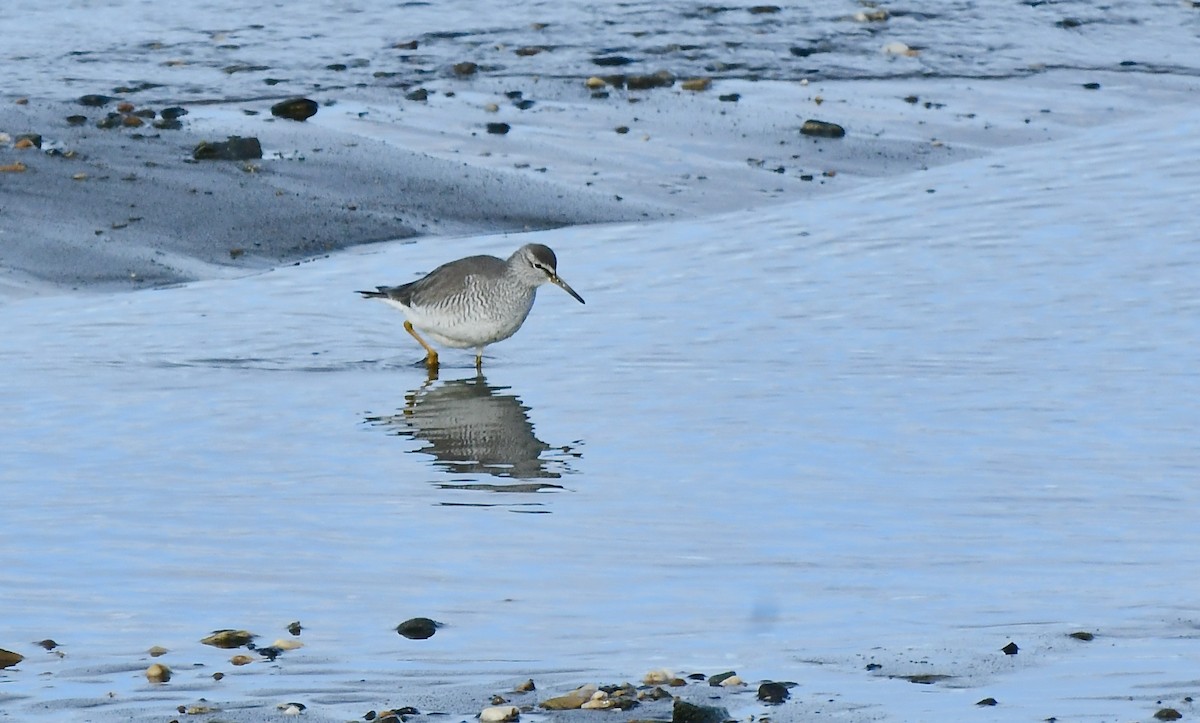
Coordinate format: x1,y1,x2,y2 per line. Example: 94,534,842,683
405,88,429,101
749,5,780,13
865,663,882,671
680,77,712,91
147,645,169,657
480,705,519,722
153,119,183,130
800,119,845,138
66,115,88,126
514,99,534,110
1155,709,1183,721
514,46,543,56
14,135,41,149
393,40,418,50
640,686,672,701
71,172,87,180
757,682,789,703
1068,631,1095,641
855,8,889,21
395,617,441,639
122,115,144,127
15,97,28,105
593,55,635,67
627,70,674,90
230,654,255,666
192,137,263,161
116,101,135,113
540,684,597,710
452,61,478,76
0,649,23,668
287,621,303,636
271,97,318,121
145,663,171,683
1082,82,1101,90
200,629,257,648
707,671,738,686
672,699,729,723
483,102,500,112
718,93,740,102
643,669,674,685
272,638,304,650
615,126,629,134
160,106,188,120
514,679,536,693
78,94,113,107
212,672,224,680
278,702,307,715
882,41,919,57
486,122,510,135
581,691,613,710
976,697,998,706
584,76,607,89
35,639,58,650
1001,642,1019,655
0,162,27,172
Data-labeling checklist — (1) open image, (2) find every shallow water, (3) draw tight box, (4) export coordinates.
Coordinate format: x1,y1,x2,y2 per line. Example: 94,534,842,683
4,1,1200,721
4,100,1200,719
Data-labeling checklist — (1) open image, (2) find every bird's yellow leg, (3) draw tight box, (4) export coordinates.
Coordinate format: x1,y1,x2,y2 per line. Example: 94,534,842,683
475,350,483,370
404,321,439,369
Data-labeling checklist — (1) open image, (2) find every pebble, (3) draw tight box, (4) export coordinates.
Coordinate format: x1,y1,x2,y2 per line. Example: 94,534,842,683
193,137,264,161
627,70,675,90
672,699,729,723
272,638,304,651
643,669,674,685
479,705,519,722
680,77,712,91
287,621,303,636
395,617,442,639
66,115,88,126
406,88,429,101
718,93,740,102
976,697,998,706
200,629,257,648
800,119,845,138
757,681,789,703
486,122,511,135
160,106,188,120
271,97,319,121
882,41,919,57
1001,641,1019,655
514,679,536,692
145,663,171,683
1155,709,1182,721
453,61,478,76
0,649,23,668
1068,631,1095,641
77,94,113,107
540,684,597,710
230,654,255,666
584,76,607,89
147,645,169,657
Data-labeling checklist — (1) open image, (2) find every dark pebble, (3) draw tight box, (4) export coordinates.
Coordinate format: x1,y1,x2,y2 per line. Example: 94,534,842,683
865,663,882,671
615,126,629,134
514,46,544,56
224,64,270,74
271,98,319,121
1082,82,1101,89
789,46,823,57
800,119,845,138
96,113,123,129
393,40,418,50
1001,641,1019,655
452,61,478,76
78,94,113,107
718,93,740,102
757,682,789,704
1068,631,1094,641
593,55,636,67
626,71,675,90
707,670,737,686
486,122,511,135
132,108,156,118
160,106,188,120
976,697,998,706
672,699,729,723
36,639,58,650
66,115,88,126
395,617,442,639
686,673,706,681
904,95,920,103
505,90,523,99
1155,709,1183,721
15,133,43,148
748,5,781,13
1056,17,1082,28
514,99,534,110
153,119,183,130
326,63,348,71
192,136,263,161
405,88,429,101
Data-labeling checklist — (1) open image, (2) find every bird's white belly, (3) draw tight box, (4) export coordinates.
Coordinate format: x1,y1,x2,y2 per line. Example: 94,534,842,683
385,296,533,348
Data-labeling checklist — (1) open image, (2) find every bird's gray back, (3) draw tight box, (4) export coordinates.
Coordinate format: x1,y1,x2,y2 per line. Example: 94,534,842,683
385,254,507,308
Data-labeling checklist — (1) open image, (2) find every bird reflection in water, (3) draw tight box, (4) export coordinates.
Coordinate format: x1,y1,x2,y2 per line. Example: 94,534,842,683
365,371,580,508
